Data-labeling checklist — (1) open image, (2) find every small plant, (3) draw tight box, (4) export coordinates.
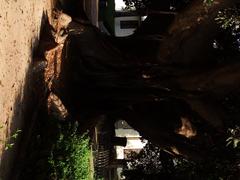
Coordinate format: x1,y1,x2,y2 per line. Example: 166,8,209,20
48,122,92,180
0,126,22,151
5,129,22,150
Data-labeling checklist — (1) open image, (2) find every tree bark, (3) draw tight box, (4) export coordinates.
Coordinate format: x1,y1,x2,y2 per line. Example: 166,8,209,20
52,0,240,160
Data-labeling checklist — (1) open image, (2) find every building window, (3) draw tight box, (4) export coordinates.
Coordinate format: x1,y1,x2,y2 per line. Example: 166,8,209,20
120,20,139,29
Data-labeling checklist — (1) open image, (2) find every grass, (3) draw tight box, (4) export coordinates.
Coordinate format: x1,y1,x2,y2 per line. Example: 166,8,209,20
48,122,92,180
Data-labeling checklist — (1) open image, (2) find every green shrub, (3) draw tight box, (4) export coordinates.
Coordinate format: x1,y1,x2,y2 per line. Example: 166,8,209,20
48,122,92,180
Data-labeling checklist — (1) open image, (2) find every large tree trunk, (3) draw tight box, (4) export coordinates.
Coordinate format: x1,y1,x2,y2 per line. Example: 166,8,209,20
50,0,239,160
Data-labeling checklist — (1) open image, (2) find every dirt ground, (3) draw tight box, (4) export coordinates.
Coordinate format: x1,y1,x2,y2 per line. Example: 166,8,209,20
0,0,56,179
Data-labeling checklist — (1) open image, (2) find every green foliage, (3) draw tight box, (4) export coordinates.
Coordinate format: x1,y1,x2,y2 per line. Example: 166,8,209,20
203,0,214,6
125,142,162,174
172,157,239,180
123,0,149,10
0,126,22,151
123,0,192,11
215,7,240,30
123,140,240,179
48,122,92,180
214,7,240,51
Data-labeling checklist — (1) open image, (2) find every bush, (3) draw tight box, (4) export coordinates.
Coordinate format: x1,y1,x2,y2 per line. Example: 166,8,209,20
48,122,92,180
